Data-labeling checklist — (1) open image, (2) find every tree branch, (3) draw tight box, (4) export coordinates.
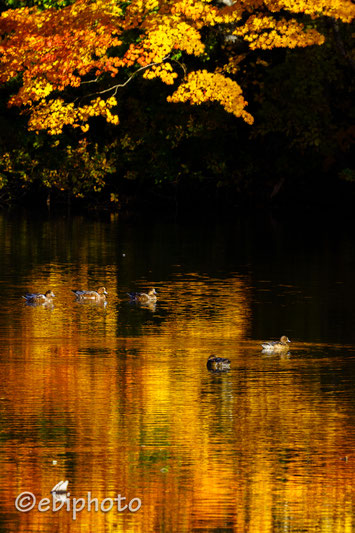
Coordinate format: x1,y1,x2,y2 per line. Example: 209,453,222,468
84,56,171,100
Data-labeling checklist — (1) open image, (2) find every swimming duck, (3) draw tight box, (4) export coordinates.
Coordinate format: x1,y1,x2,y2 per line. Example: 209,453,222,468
23,290,55,304
50,480,69,494
128,288,157,304
207,355,231,371
51,480,69,504
72,287,108,301
261,335,291,353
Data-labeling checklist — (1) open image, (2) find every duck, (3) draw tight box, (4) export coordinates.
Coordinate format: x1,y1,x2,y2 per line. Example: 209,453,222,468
72,287,108,301
261,335,291,353
50,480,69,494
207,355,231,371
23,290,55,304
50,480,69,504
128,288,157,304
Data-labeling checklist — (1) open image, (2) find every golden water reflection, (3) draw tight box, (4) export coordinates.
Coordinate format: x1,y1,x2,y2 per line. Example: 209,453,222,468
1,334,354,530
0,215,354,533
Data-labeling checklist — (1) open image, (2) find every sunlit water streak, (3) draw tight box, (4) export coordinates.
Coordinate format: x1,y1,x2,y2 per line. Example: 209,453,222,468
0,211,354,532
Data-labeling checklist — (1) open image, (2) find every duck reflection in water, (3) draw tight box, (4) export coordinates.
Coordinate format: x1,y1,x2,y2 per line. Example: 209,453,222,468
22,290,55,308
207,355,231,372
261,335,291,354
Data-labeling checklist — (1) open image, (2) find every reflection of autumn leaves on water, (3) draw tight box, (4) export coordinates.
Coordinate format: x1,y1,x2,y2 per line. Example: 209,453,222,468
3,280,354,532
3,337,354,532
0,216,355,533
1,255,255,532
143,274,252,342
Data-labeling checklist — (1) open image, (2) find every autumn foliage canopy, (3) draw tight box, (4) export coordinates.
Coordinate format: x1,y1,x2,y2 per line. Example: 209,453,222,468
0,0,353,137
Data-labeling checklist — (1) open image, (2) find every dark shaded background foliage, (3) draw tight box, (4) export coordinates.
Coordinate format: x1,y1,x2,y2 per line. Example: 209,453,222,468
0,0,354,212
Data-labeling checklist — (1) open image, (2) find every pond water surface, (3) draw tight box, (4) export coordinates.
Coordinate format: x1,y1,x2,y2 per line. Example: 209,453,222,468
0,210,354,533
